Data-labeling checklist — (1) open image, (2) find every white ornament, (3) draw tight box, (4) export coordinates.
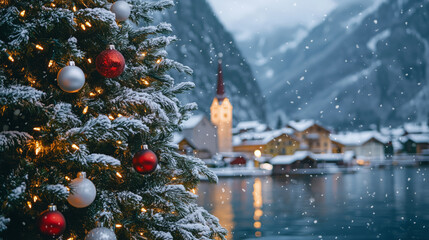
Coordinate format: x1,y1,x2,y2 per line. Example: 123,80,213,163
67,172,96,208
110,1,131,21
57,61,85,93
85,226,117,240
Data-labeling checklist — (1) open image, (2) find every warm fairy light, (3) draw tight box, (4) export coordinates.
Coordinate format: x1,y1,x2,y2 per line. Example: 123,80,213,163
141,207,147,213
33,127,41,131
254,221,261,229
27,201,32,209
8,55,14,62
117,114,123,117
80,24,86,30
141,52,147,57
33,196,39,202
116,140,122,145
116,172,123,178
19,10,25,17
115,224,122,228
48,60,54,67
191,188,197,194
141,78,150,86
68,238,74,240
72,5,77,12
83,106,88,114
95,88,103,94
65,176,71,181
35,141,42,155
87,58,92,64
172,177,177,180
156,58,162,64
108,115,115,120
35,44,44,50
89,92,96,97
51,3,56,7
85,21,92,27
71,144,79,150
66,186,70,192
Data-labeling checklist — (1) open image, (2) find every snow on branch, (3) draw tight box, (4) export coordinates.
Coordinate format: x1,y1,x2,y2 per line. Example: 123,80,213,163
7,181,26,203
0,131,32,152
169,82,195,95
0,216,10,232
48,103,82,130
42,184,69,199
0,85,44,106
141,36,176,50
87,154,121,166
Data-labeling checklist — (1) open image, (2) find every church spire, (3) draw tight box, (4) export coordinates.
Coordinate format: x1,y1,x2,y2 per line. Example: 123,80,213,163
216,59,225,102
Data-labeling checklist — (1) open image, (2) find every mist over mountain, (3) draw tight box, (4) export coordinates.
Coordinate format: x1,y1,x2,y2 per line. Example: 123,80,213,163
159,0,266,123
238,0,429,129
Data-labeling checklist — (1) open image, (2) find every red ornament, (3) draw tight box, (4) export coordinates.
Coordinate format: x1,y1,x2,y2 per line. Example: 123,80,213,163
96,45,125,78
38,205,66,237
132,145,158,174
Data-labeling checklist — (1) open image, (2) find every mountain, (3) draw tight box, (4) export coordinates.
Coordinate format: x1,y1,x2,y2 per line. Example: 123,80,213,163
241,0,429,129
158,0,266,123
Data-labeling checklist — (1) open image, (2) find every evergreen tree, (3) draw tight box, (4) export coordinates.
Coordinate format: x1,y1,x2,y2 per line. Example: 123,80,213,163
0,1,226,239
275,115,283,129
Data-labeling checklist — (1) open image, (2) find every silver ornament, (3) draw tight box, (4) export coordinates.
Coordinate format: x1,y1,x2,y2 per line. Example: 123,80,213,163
85,227,117,240
67,172,96,208
110,1,131,21
57,61,85,93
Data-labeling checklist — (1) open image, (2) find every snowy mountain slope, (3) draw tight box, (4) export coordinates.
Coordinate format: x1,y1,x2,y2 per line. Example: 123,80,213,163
258,0,429,128
158,0,266,123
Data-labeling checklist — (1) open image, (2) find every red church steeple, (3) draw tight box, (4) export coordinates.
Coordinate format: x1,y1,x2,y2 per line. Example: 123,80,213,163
216,59,225,102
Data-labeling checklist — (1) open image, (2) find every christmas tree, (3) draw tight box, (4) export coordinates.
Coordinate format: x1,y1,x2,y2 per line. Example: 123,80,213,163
0,0,226,239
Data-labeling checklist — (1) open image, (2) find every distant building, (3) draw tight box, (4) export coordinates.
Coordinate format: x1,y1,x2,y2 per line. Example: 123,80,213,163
233,121,270,135
176,115,218,158
233,128,300,157
401,134,429,154
270,151,317,175
210,59,233,153
330,131,388,164
287,119,332,153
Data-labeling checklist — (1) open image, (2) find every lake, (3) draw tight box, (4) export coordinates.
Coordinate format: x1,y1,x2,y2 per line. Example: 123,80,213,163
197,167,429,240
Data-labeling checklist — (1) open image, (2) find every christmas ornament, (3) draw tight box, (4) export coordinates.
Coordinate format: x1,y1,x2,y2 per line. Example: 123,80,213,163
67,172,96,208
132,145,158,174
110,1,131,21
38,204,66,237
57,61,85,93
96,45,125,78
85,225,117,240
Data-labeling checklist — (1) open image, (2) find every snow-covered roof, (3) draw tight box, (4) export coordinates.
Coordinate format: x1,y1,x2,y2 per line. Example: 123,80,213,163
270,151,313,165
380,127,405,137
172,132,185,144
234,128,295,146
181,115,205,129
287,119,315,132
403,134,429,144
330,131,389,146
403,122,429,134
233,121,269,134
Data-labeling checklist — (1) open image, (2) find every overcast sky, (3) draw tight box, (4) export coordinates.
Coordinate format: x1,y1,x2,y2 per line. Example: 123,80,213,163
206,0,339,40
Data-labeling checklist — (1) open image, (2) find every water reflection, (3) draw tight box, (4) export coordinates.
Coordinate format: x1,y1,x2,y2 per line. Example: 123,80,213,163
197,167,429,240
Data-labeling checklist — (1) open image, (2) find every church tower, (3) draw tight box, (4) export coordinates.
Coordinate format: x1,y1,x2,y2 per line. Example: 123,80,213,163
210,59,233,153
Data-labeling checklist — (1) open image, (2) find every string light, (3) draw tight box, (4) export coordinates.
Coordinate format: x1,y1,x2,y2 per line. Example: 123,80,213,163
8,55,14,62
140,207,147,213
33,127,41,131
66,186,70,192
87,58,92,64
156,58,162,64
80,24,86,30
72,5,77,12
191,188,196,194
48,60,54,67
116,140,122,145
82,106,88,114
19,10,25,17
67,238,74,240
35,44,44,51
141,52,147,57
115,224,122,228
71,144,79,150
117,114,123,117
108,115,114,120
51,3,56,7
95,87,103,94
116,172,123,178
27,201,32,209
35,141,42,155
140,78,150,86
89,92,96,97
85,21,92,27
65,176,71,181
172,177,177,180
33,196,39,202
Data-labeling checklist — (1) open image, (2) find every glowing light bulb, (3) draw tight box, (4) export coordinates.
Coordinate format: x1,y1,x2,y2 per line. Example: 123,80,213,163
65,176,71,181
71,144,79,150
141,207,147,213
116,140,122,145
115,224,122,228
8,55,14,62
156,58,162,64
87,58,92,64
116,172,123,178
141,52,147,57
33,127,41,131
108,115,114,120
20,10,25,17
51,3,56,7
89,92,96,97
33,196,39,202
35,141,42,155
72,5,77,12
27,201,32,209
85,21,91,27
35,44,43,50
48,60,54,67
80,24,86,30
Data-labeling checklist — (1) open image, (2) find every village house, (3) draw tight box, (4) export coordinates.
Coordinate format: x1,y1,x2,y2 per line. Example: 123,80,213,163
233,128,300,158
401,134,429,154
287,119,333,153
174,114,218,159
330,131,388,165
